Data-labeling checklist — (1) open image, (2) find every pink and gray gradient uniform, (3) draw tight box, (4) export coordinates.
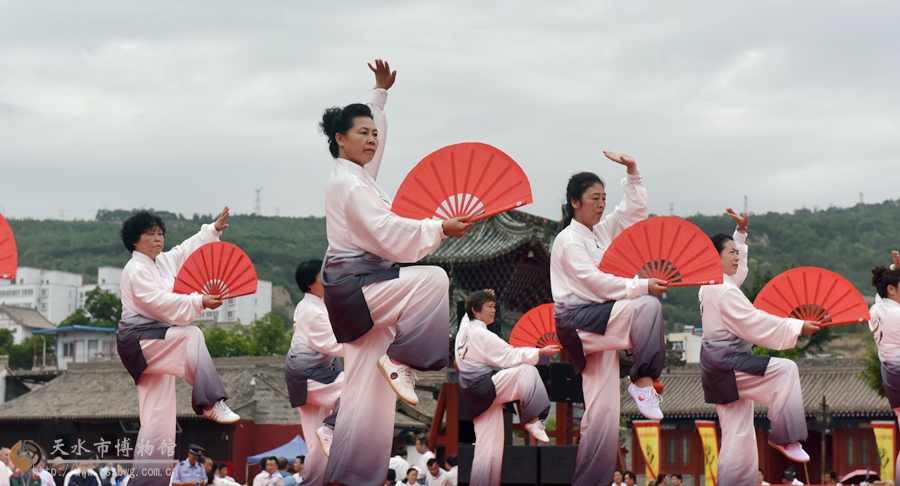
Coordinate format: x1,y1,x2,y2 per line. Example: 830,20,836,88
285,293,344,486
455,316,551,486
117,223,230,486
549,174,666,486
320,89,452,486
699,229,808,486
869,294,900,484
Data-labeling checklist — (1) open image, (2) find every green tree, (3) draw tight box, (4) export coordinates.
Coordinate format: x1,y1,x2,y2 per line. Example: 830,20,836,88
0,328,14,352
84,287,122,327
202,312,290,358
858,346,886,398
59,309,91,327
250,313,290,356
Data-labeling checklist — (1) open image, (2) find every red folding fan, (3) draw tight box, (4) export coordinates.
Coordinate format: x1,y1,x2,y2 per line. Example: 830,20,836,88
173,242,258,299
391,142,533,222
0,213,17,280
753,267,870,326
509,303,560,348
598,216,722,287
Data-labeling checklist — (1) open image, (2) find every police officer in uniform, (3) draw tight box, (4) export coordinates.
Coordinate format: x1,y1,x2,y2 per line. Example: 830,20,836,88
171,445,207,486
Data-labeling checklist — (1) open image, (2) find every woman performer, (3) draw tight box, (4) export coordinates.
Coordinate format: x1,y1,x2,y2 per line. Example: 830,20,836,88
868,250,900,484
318,60,472,486
284,259,343,486
550,153,668,486
700,209,820,486
117,208,239,486
455,290,560,486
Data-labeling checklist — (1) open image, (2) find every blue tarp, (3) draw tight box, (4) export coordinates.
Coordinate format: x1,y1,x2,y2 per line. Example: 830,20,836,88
246,435,308,464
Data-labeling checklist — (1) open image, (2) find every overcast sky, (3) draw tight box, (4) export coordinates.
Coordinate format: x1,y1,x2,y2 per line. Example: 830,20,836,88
2,1,898,222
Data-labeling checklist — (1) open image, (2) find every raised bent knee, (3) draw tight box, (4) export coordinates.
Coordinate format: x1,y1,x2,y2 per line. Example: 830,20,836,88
636,294,662,314
421,266,450,288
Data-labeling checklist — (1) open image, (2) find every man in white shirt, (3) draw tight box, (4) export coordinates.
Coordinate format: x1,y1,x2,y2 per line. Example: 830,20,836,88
413,438,435,481
290,458,302,485
423,460,450,486
387,449,409,484
259,459,283,486
443,456,456,486
0,448,11,486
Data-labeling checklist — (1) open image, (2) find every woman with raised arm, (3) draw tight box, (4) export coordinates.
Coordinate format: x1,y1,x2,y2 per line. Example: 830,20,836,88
550,152,668,486
117,207,239,486
700,209,820,486
318,60,471,486
868,250,900,483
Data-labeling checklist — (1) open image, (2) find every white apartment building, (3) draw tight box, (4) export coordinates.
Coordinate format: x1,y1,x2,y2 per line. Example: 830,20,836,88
0,265,272,327
667,325,703,364
0,267,82,324
78,266,123,309
198,280,273,324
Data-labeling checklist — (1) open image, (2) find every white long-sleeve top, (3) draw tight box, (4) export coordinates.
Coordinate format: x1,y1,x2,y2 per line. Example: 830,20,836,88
455,318,539,374
870,296,900,360
120,223,221,324
699,230,803,350
425,468,452,486
324,89,445,265
290,293,344,357
550,174,649,308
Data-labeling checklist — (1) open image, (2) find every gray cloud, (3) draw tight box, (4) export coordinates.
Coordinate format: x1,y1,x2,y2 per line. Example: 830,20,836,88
1,0,898,221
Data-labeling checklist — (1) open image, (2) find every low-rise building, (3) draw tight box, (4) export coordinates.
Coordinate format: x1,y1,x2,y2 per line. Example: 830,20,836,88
666,326,703,364
0,304,56,344
32,325,118,370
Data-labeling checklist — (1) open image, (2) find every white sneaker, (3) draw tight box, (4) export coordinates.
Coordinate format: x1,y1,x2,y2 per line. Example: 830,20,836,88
376,355,419,406
203,400,240,424
768,441,810,463
524,419,550,443
628,383,663,421
316,426,333,457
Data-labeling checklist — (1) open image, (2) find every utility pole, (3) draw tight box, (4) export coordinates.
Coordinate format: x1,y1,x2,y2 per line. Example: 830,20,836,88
254,187,263,215
668,203,674,216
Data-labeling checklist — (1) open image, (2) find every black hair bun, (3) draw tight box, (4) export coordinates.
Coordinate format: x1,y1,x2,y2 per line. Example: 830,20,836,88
873,266,888,287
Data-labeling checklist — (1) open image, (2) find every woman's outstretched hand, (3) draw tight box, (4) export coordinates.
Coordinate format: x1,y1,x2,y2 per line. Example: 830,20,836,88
539,345,562,357
214,206,230,232
802,320,821,335
648,278,668,296
726,208,748,233
369,59,397,91
603,151,638,175
442,216,472,238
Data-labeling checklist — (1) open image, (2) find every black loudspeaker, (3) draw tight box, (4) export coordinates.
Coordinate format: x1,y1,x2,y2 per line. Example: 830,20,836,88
457,444,474,484
540,445,578,485
500,446,538,485
548,362,584,403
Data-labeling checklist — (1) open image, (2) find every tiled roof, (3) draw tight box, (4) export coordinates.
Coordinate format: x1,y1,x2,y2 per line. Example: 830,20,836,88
0,304,55,330
619,358,892,419
421,210,559,265
0,356,442,429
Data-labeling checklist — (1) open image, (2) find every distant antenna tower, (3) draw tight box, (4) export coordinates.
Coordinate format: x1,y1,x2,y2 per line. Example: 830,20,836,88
743,195,748,215
860,192,864,204
668,203,674,216
254,187,263,214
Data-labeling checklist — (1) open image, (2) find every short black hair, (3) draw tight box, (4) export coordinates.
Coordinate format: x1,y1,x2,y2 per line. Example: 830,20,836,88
671,473,683,480
445,454,457,467
426,458,438,468
394,447,407,458
623,470,636,480
416,437,428,447
465,290,497,320
386,470,396,481
120,210,166,253
825,470,837,480
319,103,374,158
265,457,277,466
276,457,288,470
710,233,734,254
295,455,305,463
295,259,323,293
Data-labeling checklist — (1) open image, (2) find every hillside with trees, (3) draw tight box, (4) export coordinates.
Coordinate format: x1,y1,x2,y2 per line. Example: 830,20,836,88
6,199,899,344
